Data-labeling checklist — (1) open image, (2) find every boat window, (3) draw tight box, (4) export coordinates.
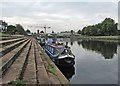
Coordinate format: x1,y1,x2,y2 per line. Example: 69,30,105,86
47,46,48,49
61,49,73,55
50,47,52,51
54,49,59,55
46,45,48,49
53,47,63,55
57,48,64,53
48,46,50,51
49,46,51,51
47,46,49,50
51,48,54,54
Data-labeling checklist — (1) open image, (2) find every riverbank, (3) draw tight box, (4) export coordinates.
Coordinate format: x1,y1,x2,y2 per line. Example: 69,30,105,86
78,36,120,40
77,36,120,43
0,33,11,37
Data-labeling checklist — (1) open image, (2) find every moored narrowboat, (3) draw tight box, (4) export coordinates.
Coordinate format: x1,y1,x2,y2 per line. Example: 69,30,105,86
45,39,75,66
37,37,46,46
39,38,46,46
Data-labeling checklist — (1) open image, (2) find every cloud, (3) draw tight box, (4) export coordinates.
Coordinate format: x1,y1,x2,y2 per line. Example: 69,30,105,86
1,0,119,2
1,1,118,33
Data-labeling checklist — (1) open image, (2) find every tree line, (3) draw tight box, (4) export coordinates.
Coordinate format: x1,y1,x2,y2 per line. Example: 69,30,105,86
0,20,29,35
77,18,118,36
7,24,27,35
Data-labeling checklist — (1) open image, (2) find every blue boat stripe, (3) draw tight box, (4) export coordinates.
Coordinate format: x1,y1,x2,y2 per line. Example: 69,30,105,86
45,48,58,59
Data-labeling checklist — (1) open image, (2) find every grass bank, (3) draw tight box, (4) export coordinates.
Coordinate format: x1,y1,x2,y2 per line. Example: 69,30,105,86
0,33,11,37
79,36,120,40
77,36,120,43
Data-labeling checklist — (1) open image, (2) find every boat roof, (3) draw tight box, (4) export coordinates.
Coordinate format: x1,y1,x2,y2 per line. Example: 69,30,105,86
47,43,65,48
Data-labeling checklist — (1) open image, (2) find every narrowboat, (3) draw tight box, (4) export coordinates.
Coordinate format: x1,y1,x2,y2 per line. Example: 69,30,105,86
39,38,46,46
37,37,46,46
45,39,75,66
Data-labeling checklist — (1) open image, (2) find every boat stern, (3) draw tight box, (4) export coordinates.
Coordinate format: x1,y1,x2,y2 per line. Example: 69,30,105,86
55,55,75,66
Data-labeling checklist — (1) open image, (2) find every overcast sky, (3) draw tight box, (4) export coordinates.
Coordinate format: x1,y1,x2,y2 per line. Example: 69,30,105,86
0,0,118,33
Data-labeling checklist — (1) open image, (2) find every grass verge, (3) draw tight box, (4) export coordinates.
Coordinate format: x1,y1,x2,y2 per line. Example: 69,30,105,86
0,33,11,36
79,36,120,40
8,79,24,86
47,65,56,75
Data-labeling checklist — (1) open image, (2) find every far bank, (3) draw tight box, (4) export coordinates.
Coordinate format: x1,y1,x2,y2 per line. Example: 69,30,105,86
70,36,120,43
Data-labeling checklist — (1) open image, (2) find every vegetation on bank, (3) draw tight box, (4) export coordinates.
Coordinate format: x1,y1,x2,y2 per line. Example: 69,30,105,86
1,20,31,35
0,33,11,36
47,65,56,75
79,36,120,40
6,24,27,35
8,79,24,86
77,18,119,36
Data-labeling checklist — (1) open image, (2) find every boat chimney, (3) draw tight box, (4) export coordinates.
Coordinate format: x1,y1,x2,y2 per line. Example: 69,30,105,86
65,42,68,48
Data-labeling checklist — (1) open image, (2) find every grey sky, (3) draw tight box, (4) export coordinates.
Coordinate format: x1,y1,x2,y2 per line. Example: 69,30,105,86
1,0,118,33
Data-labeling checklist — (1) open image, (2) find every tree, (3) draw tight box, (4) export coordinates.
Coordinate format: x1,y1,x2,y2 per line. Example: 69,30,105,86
16,24,26,35
96,23,102,36
81,18,118,36
91,25,98,36
7,25,16,34
40,31,44,33
100,18,117,36
81,27,86,35
118,30,120,35
52,31,54,33
77,30,81,34
70,30,74,35
26,29,31,33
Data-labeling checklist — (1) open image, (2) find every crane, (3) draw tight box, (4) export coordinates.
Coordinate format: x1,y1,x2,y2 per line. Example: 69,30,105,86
28,24,51,40
28,25,51,34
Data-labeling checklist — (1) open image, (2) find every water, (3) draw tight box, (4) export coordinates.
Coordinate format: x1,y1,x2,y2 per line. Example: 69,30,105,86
57,38,119,84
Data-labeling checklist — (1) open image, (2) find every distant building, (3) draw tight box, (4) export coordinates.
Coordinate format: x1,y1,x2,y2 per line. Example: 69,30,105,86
58,31,76,38
26,32,32,36
38,31,80,38
37,30,40,34
59,31,71,37
0,20,8,33
39,33,57,38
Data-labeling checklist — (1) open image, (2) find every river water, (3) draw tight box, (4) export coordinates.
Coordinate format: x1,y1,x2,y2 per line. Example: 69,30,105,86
57,38,119,84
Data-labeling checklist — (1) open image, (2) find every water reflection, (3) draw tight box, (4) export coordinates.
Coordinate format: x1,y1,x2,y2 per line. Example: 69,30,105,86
77,40,82,46
57,65,75,80
70,37,74,46
57,38,118,84
58,38,118,59
81,40,117,59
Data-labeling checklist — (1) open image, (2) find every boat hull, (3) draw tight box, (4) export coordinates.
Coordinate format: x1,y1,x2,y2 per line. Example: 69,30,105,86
45,49,75,66
40,42,45,46
55,58,75,67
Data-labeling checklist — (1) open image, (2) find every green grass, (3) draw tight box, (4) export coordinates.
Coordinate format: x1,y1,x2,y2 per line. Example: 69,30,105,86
80,36,120,39
47,65,56,75
0,33,11,36
8,79,24,86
